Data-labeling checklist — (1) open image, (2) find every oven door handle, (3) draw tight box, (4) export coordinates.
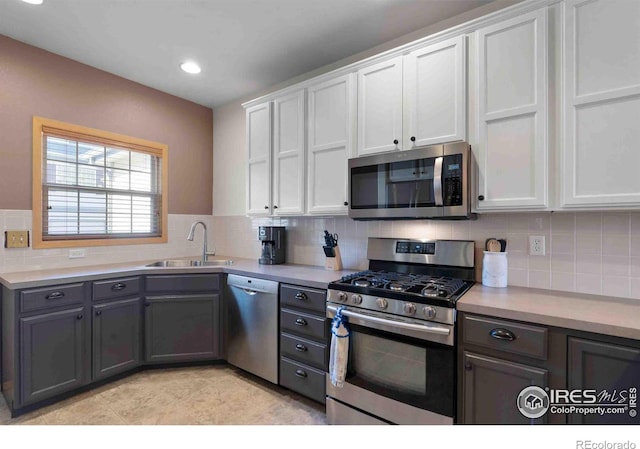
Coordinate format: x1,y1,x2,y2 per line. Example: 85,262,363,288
327,305,450,337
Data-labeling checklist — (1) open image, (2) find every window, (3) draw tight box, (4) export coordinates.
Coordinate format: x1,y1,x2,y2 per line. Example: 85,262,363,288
32,117,168,248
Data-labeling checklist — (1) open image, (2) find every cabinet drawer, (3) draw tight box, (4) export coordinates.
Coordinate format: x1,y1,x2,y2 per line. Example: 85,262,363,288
279,357,326,404
280,309,327,341
145,274,220,293
462,314,548,360
20,283,85,314
280,332,327,370
280,284,326,313
93,277,141,301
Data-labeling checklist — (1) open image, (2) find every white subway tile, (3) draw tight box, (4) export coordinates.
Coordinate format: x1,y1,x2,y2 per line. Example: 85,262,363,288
529,254,550,271
602,234,630,256
551,234,575,254
551,253,575,273
602,276,630,299
529,270,550,289
576,213,602,234
602,255,630,277
551,212,575,234
603,213,630,235
576,233,602,255
576,273,602,295
551,272,576,292
507,268,528,287
576,253,602,275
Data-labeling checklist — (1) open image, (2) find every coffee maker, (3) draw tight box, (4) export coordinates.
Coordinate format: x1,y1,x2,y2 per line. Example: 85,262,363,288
258,226,286,265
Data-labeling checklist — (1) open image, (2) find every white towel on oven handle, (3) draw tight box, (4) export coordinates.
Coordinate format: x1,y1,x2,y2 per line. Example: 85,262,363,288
329,306,350,388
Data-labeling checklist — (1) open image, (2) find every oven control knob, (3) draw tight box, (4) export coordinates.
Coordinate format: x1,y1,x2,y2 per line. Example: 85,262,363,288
337,292,348,302
403,303,416,315
423,306,436,319
351,294,363,305
375,298,388,310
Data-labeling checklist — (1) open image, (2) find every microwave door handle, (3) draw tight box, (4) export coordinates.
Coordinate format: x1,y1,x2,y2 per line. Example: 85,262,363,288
434,156,443,206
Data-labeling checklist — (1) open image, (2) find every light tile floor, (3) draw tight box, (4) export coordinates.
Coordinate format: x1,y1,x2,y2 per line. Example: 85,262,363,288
0,364,327,425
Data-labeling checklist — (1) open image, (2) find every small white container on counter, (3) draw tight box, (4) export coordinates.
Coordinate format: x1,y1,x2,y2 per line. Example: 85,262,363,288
482,251,508,288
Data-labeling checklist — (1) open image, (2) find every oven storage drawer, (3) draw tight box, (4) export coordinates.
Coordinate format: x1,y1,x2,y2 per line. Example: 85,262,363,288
280,309,327,341
280,284,326,314
462,314,548,360
280,332,327,370
20,283,85,313
93,277,141,301
279,357,325,403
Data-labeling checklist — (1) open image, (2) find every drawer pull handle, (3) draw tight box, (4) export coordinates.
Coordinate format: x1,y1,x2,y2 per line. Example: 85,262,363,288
111,283,127,291
76,314,83,320
295,344,307,352
46,291,65,300
489,328,516,341
295,369,307,378
295,318,307,326
294,292,307,301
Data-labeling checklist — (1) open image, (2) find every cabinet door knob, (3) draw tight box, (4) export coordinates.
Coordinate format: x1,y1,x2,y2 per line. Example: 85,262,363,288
295,318,307,326
295,344,307,352
294,292,307,301
478,195,485,201
76,314,83,320
464,361,472,371
393,139,399,145
273,205,278,209
95,311,102,316
295,369,308,378
489,328,516,341
264,205,269,209
145,302,151,307
343,201,348,206
410,136,416,142
111,282,126,291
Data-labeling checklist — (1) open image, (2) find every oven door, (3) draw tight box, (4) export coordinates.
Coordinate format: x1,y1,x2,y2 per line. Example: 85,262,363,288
326,304,455,424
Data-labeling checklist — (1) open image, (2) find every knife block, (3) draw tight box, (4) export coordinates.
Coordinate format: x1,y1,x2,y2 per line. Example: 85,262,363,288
325,245,343,271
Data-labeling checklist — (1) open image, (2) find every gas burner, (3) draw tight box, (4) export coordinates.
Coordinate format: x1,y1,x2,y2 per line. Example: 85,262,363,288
421,284,448,298
353,279,371,287
388,283,406,291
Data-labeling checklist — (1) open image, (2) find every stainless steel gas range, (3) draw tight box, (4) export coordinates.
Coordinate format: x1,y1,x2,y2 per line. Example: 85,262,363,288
326,237,475,425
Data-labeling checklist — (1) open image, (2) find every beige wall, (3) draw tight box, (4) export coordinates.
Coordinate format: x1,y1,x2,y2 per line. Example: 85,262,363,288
0,35,213,215
211,0,522,216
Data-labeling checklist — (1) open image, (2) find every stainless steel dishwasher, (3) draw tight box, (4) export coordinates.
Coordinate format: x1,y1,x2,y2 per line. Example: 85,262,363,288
225,274,279,384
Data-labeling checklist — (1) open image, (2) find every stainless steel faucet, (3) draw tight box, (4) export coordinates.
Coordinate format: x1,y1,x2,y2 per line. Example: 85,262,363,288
187,221,212,262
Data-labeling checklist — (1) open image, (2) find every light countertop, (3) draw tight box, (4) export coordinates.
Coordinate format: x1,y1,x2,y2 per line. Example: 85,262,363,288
458,284,640,341
0,256,356,291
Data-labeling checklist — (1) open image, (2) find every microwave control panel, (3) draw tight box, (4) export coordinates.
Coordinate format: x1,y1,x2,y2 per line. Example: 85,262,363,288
442,154,463,206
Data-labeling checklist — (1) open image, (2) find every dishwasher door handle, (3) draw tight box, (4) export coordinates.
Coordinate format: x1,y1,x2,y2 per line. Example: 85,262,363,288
242,288,258,296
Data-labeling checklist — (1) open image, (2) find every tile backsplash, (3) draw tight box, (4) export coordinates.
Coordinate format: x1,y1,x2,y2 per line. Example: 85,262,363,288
212,212,640,300
0,210,214,273
3,208,640,301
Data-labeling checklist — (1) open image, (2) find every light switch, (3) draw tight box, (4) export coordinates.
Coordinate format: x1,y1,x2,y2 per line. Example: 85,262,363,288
5,230,30,248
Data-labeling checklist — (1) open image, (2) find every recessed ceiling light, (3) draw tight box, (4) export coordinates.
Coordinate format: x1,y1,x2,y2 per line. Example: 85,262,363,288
180,61,201,74
21,0,44,4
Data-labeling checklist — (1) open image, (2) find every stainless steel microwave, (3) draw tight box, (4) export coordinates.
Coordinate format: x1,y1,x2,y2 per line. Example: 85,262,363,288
348,142,473,220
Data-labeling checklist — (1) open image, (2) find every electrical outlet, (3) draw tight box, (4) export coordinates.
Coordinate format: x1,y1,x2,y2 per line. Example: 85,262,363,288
5,230,29,248
69,248,86,259
529,235,545,256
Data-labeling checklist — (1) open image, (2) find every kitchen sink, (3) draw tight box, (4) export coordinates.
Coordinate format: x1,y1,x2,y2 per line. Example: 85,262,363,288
145,259,234,267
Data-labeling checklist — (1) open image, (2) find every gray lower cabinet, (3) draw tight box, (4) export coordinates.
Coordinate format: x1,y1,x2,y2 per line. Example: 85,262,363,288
462,351,548,424
145,294,220,363
20,307,87,406
278,283,328,404
568,337,640,424
92,297,142,380
458,312,565,424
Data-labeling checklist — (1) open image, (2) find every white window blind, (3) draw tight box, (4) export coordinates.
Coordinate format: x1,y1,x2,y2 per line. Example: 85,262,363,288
41,132,163,240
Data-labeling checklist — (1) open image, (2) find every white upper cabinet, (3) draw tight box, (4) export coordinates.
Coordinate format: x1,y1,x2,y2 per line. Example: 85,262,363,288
473,8,548,211
307,74,355,215
272,89,306,215
561,0,640,208
357,56,404,155
246,102,272,216
403,35,467,148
